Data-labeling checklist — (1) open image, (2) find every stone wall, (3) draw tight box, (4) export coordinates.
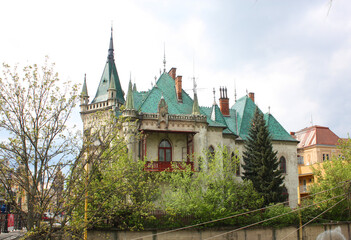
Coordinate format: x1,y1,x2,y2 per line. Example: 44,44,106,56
88,223,351,240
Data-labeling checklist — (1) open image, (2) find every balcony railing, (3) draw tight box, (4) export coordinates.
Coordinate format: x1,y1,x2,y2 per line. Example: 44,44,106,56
300,185,309,194
144,161,194,172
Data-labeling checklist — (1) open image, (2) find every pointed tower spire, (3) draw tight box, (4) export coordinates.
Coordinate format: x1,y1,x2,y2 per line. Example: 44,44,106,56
192,93,200,115
125,79,134,110
133,83,137,92
82,73,88,97
108,26,114,61
192,76,200,115
80,74,89,106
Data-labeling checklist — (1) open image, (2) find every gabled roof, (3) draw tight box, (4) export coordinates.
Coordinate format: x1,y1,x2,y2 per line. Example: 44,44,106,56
264,113,297,142
231,96,257,139
294,125,340,148
130,71,293,142
229,95,296,141
137,73,194,115
92,32,124,104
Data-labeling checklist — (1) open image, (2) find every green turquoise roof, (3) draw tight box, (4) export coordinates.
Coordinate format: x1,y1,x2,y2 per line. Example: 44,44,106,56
92,33,124,104
130,72,293,142
137,73,194,114
264,113,296,142
81,74,88,97
231,96,257,139
125,80,134,109
211,103,227,125
92,60,124,104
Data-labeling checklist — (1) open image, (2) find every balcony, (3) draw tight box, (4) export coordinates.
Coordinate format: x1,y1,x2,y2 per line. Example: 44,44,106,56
144,161,194,172
298,165,313,176
300,185,310,194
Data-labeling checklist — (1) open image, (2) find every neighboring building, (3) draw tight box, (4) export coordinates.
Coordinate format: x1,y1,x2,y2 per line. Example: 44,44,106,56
292,125,341,199
80,30,299,207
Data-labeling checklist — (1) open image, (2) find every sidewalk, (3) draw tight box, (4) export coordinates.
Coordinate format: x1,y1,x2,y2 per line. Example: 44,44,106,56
0,230,26,240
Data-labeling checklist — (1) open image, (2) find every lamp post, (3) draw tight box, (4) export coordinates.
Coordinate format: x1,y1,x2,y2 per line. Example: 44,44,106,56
84,139,100,240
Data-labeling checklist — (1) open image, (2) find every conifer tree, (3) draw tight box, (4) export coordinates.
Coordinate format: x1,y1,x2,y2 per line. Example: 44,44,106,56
242,107,286,205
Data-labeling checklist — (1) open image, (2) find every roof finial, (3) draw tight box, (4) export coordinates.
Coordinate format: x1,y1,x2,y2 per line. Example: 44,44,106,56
234,79,237,102
268,106,271,114
213,87,216,105
108,26,114,61
163,42,166,73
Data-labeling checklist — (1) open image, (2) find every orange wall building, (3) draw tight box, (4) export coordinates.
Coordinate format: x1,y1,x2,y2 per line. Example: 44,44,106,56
291,126,341,199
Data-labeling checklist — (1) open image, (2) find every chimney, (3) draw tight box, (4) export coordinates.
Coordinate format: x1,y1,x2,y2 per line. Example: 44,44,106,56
219,87,230,116
248,92,255,103
290,132,295,136
168,67,177,80
175,75,183,102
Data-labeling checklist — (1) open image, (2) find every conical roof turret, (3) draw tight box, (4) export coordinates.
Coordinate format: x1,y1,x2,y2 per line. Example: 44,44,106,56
92,28,125,104
81,74,88,97
125,80,134,110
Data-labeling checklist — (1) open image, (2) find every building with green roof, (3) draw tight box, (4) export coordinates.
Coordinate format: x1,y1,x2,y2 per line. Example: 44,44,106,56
80,32,298,207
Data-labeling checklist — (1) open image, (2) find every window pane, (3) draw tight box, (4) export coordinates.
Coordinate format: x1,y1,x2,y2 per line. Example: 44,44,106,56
166,149,171,162
159,149,164,161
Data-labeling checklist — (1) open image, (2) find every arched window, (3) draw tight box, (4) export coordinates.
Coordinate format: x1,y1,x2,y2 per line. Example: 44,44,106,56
280,156,286,173
208,146,215,162
231,152,240,176
159,140,172,162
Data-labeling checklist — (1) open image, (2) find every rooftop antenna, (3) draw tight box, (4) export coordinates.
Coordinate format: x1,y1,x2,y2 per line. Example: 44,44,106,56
234,79,237,102
310,114,313,126
192,53,197,94
213,88,216,104
163,42,166,73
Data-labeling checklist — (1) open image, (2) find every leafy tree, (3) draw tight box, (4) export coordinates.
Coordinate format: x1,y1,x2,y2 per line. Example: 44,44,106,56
309,138,351,221
159,146,264,227
78,116,161,231
242,107,286,206
0,58,81,232
0,58,106,239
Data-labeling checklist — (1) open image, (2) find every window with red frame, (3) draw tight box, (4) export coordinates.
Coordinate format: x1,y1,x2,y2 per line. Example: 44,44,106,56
159,140,172,162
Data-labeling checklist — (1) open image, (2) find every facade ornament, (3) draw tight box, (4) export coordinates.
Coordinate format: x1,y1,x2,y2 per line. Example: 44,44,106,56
157,95,169,128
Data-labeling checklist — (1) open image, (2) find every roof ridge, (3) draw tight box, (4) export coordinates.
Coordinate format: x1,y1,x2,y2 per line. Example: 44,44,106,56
237,96,248,135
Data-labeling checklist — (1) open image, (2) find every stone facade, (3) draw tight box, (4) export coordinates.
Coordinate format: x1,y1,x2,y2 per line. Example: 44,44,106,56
80,31,299,208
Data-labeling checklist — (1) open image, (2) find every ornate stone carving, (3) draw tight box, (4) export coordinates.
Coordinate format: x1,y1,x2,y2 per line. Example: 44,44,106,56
157,96,169,128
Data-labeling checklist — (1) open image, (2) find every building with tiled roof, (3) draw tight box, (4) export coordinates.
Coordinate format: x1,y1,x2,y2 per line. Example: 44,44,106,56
80,31,299,207
292,125,341,199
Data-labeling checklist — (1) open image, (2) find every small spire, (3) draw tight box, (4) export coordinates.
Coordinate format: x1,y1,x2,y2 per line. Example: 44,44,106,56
125,79,134,110
133,83,137,92
192,93,200,115
213,88,216,105
82,74,88,96
108,27,114,61
163,42,166,73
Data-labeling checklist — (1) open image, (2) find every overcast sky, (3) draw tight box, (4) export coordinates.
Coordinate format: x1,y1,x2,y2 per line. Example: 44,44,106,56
1,0,350,137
